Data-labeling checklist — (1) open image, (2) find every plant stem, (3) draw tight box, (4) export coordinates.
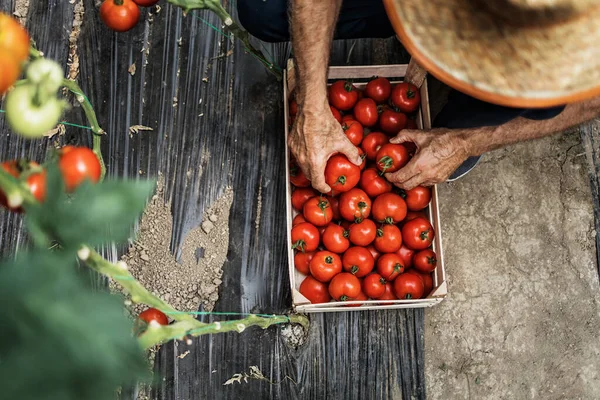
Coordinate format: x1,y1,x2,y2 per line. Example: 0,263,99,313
0,168,36,208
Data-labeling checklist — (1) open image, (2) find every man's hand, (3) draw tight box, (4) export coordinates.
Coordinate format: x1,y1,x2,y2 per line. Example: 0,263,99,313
289,103,361,193
385,128,471,189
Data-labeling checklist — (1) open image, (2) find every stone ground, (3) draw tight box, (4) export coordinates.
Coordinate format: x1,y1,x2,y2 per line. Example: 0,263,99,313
425,130,600,399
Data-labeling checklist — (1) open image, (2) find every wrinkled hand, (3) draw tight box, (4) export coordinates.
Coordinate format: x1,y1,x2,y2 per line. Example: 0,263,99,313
385,128,471,189
289,104,361,193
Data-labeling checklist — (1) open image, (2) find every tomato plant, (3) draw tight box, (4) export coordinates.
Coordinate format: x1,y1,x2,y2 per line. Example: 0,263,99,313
328,272,361,301
396,244,415,269
342,119,364,146
0,161,46,211
339,188,371,222
379,108,407,136
309,251,342,282
348,218,377,246
372,192,407,224
374,224,402,253
291,187,316,211
303,196,333,226
289,160,310,187
376,253,405,281
364,77,391,104
359,168,392,198
393,273,424,299
399,186,431,211
294,250,315,274
353,98,378,127
139,308,168,326
328,80,358,111
100,0,140,32
402,217,435,250
362,273,386,298
324,154,360,193
391,82,420,113
322,224,350,254
299,276,331,304
342,246,374,278
376,143,410,173
413,249,437,273
361,132,389,160
291,222,320,252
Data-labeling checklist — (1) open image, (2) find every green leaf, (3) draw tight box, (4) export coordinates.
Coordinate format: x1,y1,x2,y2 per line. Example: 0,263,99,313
25,166,154,249
0,250,148,400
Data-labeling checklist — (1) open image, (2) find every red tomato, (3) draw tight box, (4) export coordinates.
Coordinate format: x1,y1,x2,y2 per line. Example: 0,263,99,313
289,99,298,116
339,188,371,222
342,246,374,278
58,146,102,192
291,222,320,252
344,290,368,307
318,225,327,237
402,217,435,250
342,120,364,146
322,224,350,253
406,270,433,295
359,168,392,198
361,132,389,160
328,80,359,111
362,273,387,298
413,249,437,273
404,210,428,223
292,214,307,226
310,251,342,282
391,82,421,113
0,161,46,211
303,196,333,227
339,219,351,230
0,14,29,94
406,118,418,129
374,224,402,253
329,272,361,301
348,218,377,246
294,250,315,274
396,244,415,269
378,282,397,301
379,109,407,136
364,77,391,104
289,160,310,187
133,0,159,5
326,195,341,220
299,276,331,304
353,98,378,127
376,253,405,281
291,187,316,211
324,154,360,194
372,192,407,224
404,141,417,156
342,114,355,122
400,186,431,211
100,0,140,32
376,143,410,173
330,105,342,123
139,308,168,325
366,244,382,262
393,273,424,299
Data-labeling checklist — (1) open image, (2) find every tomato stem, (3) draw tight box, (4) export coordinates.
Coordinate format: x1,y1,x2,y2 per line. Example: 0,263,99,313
339,295,349,302
114,0,124,5
291,239,306,252
325,256,333,264
405,293,413,299
350,265,359,275
336,175,347,185
420,229,430,240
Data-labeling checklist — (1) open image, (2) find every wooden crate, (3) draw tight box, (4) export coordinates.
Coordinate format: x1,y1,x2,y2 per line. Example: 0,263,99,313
284,60,447,312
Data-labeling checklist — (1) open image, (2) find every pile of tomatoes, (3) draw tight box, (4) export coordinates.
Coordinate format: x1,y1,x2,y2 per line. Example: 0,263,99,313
289,77,438,305
100,0,160,32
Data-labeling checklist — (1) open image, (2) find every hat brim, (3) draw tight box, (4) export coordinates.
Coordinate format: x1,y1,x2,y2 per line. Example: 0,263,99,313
383,0,600,108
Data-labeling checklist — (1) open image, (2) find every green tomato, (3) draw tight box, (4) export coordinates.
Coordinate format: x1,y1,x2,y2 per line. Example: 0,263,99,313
5,84,65,138
26,59,64,94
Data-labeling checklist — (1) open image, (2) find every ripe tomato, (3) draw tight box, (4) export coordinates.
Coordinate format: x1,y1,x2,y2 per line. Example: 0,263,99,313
339,188,371,222
0,14,29,94
376,253,405,281
402,217,435,250
378,282,397,301
353,98,378,127
364,77,391,104
0,48,20,95
406,118,418,129
329,272,361,301
291,222,320,252
342,120,364,146
289,99,298,117
328,80,358,111
303,196,333,227
400,186,431,211
396,244,415,269
310,251,342,282
406,270,433,295
348,218,377,246
326,195,341,220
339,219,351,230
100,0,140,32
322,224,350,254
393,273,424,299
344,290,368,307
324,154,360,194
294,250,315,274
342,246,374,278
372,192,407,224
359,168,392,198
289,160,310,187
361,132,389,160
404,210,428,223
362,273,386,298
391,82,420,113
58,146,102,192
376,143,410,173
413,249,437,273
379,109,407,136
291,187,316,211
330,105,343,123
292,214,307,226
299,276,331,304
374,224,402,253
139,308,168,325
318,225,327,237
342,114,355,123
366,244,381,262
133,0,160,6
0,161,46,211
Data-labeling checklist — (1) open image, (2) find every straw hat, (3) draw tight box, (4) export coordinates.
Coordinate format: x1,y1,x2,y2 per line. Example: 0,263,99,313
383,0,600,107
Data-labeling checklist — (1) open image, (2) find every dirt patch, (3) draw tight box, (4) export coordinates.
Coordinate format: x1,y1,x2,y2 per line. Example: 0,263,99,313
13,0,29,25
118,178,233,313
67,0,84,81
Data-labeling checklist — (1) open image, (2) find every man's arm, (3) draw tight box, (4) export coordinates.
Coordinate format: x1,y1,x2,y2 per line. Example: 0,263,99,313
289,0,361,193
386,97,600,189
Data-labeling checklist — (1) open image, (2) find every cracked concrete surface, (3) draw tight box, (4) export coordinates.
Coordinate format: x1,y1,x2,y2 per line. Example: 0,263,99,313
425,131,600,399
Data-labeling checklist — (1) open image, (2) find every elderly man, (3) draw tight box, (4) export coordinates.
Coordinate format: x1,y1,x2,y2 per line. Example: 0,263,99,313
238,0,600,193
